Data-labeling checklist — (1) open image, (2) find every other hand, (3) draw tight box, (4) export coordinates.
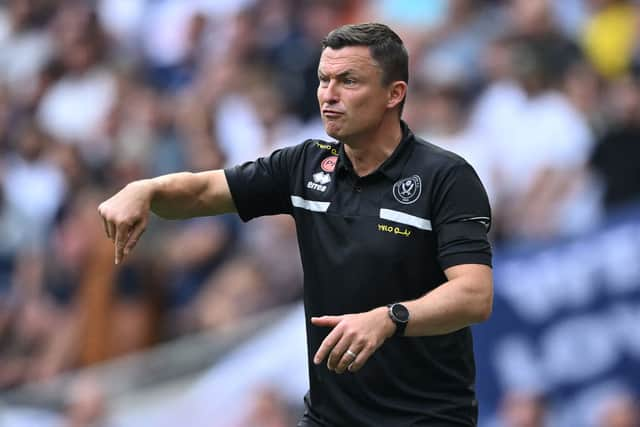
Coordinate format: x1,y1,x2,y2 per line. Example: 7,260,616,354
311,307,395,374
98,181,152,264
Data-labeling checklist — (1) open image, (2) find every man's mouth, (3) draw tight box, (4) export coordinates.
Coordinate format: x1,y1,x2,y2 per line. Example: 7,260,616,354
322,109,344,119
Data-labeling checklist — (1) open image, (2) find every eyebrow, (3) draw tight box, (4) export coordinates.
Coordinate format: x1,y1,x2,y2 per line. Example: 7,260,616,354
317,69,359,79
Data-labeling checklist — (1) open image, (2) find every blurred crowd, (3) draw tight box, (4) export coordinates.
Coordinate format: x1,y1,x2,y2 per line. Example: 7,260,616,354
0,0,639,426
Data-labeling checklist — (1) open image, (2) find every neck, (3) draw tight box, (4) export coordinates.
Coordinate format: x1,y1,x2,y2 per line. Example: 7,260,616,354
343,116,403,177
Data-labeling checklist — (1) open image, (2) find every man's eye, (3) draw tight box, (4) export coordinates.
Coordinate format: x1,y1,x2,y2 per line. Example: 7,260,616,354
344,78,356,85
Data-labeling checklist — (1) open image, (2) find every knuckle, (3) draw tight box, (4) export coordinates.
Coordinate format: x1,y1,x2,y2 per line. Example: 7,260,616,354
119,217,133,227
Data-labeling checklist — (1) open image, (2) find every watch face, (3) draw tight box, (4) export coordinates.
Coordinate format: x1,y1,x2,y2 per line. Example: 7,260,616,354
391,304,409,322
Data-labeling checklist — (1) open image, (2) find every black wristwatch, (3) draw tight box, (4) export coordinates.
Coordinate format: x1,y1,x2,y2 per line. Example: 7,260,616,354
387,303,410,337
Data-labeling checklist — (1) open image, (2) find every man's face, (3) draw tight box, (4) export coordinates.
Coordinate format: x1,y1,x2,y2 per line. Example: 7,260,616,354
317,46,391,142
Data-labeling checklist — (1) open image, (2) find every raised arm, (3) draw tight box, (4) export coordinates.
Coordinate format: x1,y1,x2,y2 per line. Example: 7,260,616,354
98,170,235,264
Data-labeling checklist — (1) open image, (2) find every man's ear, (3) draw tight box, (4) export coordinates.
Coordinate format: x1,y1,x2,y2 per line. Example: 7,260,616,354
387,81,408,109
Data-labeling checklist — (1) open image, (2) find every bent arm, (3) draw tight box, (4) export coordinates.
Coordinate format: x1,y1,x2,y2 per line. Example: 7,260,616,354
98,170,235,264
311,263,493,373
401,263,493,336
147,170,236,218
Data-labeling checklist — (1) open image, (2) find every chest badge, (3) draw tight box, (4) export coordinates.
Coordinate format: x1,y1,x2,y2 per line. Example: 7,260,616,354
393,175,422,204
321,156,338,172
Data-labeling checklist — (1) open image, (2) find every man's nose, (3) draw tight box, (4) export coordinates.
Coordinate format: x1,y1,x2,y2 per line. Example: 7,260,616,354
321,81,339,104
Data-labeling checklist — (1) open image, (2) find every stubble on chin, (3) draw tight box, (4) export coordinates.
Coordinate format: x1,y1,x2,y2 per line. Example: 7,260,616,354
323,120,341,139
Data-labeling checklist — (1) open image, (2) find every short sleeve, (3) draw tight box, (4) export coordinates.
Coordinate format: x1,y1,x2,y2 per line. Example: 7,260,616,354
224,142,305,222
431,162,492,270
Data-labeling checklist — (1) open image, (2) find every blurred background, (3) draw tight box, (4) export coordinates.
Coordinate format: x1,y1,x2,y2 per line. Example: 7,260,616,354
0,0,639,426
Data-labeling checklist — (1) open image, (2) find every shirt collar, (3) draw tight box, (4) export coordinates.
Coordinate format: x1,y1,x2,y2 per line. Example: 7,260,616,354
337,120,415,181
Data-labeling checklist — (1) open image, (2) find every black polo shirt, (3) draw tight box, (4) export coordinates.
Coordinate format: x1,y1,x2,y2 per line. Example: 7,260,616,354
224,122,492,427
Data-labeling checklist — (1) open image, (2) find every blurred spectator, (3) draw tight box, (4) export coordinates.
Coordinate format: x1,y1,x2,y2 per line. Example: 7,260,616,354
499,390,548,427
244,215,302,304
582,0,639,80
406,81,497,206
195,254,269,332
62,375,110,427
591,73,640,210
214,68,307,166
37,2,116,166
254,0,343,122
364,0,449,34
0,0,55,104
104,74,185,185
596,392,640,427
0,185,23,289
174,85,225,171
193,215,301,333
550,0,591,39
0,249,77,389
49,189,161,365
2,119,66,247
160,215,237,336
189,216,301,337
0,83,11,148
507,0,583,82
234,386,296,427
1,374,116,427
472,37,598,241
562,61,606,132
416,0,503,87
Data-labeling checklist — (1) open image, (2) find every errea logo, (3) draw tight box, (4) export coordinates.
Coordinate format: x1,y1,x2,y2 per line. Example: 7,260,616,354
313,172,331,185
307,172,331,192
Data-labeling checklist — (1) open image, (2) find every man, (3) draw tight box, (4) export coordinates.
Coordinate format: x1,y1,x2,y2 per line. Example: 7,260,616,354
99,23,493,427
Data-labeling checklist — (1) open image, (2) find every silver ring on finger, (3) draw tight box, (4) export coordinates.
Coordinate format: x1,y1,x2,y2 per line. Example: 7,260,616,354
345,349,358,359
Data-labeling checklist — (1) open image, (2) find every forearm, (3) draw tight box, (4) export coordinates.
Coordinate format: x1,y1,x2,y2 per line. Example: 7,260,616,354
311,264,492,373
145,170,235,219
403,267,493,336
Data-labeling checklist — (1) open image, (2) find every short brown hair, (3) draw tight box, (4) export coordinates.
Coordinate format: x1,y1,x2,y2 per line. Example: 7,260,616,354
322,23,409,113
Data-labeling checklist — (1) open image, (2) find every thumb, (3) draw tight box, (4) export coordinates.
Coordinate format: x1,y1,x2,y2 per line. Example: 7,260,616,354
311,315,343,327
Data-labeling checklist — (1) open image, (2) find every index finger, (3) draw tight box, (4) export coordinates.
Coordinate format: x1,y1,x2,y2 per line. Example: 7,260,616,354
313,326,343,365
114,222,130,265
